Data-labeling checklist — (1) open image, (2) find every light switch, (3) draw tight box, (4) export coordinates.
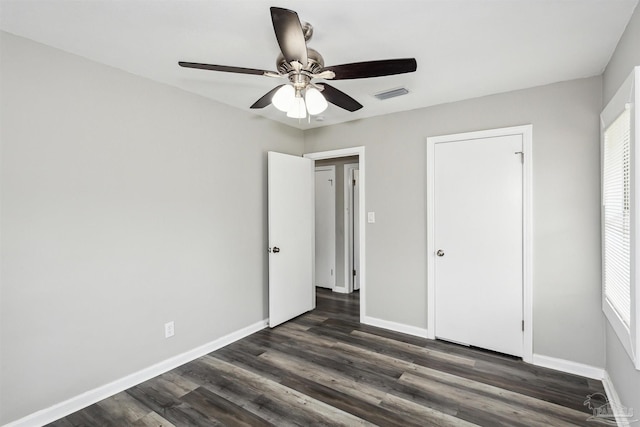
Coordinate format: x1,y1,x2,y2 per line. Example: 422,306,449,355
367,212,376,223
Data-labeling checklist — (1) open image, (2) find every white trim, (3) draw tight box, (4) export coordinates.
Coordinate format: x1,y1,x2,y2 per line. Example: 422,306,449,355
332,286,350,294
426,138,436,340
522,126,534,363
601,66,640,371
5,319,268,427
344,162,359,294
532,354,604,380
362,315,429,339
304,147,366,322
604,297,635,359
602,371,633,427
426,125,534,363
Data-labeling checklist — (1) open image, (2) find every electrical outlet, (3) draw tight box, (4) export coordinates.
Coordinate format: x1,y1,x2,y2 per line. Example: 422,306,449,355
164,321,175,338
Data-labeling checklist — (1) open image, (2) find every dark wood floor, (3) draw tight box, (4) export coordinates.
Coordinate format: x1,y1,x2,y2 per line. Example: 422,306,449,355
48,289,604,426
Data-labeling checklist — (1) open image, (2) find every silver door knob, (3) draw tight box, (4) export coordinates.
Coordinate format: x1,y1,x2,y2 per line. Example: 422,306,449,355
436,249,445,257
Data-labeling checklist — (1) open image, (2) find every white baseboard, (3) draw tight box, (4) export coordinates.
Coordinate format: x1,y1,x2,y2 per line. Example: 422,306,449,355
532,354,604,380
332,286,350,294
602,371,633,427
361,315,429,338
5,319,268,427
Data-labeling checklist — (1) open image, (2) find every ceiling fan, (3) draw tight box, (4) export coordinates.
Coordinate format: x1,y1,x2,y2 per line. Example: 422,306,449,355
179,7,417,119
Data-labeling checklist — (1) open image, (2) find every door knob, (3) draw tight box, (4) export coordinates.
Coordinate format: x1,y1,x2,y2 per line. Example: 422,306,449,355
272,247,280,253
436,249,445,257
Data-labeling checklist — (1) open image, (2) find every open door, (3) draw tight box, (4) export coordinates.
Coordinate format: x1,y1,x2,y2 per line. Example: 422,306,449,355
268,152,315,327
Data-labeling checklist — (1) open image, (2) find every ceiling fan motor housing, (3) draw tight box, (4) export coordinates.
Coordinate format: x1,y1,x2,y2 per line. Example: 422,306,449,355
276,47,324,75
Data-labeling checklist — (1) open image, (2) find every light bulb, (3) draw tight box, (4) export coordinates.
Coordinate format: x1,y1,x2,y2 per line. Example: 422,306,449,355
272,85,295,112
287,96,307,119
305,87,328,115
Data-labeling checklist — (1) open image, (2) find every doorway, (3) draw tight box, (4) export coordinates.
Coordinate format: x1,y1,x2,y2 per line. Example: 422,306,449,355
314,165,336,289
426,126,533,361
305,147,366,323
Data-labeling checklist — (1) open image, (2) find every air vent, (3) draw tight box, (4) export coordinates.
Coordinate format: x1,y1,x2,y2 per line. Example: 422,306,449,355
374,87,409,100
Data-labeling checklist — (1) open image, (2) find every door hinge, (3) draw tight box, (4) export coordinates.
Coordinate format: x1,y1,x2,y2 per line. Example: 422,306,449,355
522,320,525,331
353,269,357,276
353,179,356,186
515,151,524,163
331,269,333,276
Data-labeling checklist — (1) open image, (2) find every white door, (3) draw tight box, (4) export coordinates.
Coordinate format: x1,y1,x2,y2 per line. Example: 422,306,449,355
268,152,314,328
315,166,336,289
434,134,523,357
353,169,361,291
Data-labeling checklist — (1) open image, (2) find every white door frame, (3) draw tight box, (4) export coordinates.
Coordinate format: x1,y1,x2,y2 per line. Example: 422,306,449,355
305,147,366,322
426,125,533,363
344,163,359,294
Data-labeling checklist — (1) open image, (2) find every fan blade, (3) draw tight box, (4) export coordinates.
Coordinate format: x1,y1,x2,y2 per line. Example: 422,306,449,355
250,85,285,109
320,84,363,112
325,58,417,80
179,62,276,76
270,7,308,66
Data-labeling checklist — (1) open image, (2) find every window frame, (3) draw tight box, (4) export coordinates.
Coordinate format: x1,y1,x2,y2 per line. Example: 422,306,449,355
601,66,640,370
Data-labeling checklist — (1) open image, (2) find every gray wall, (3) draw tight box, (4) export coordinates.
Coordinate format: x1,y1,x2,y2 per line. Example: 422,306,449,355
315,156,359,290
602,3,640,415
603,3,640,103
0,32,303,424
304,76,605,368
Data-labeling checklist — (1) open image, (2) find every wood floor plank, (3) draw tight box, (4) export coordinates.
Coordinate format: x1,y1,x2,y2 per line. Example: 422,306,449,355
399,372,586,427
350,329,477,367
280,373,427,427
181,386,273,427
177,357,302,426
46,417,78,427
401,359,594,424
258,349,387,405
199,355,375,426
96,391,154,424
315,323,599,413
125,384,218,427
380,393,479,427
62,403,116,427
130,411,176,427
268,329,407,381
49,288,604,426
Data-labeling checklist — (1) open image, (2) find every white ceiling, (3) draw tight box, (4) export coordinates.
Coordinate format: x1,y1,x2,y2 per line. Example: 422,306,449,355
1,0,637,130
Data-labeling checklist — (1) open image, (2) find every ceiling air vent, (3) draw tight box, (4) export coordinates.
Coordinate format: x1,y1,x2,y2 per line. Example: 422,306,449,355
374,87,409,100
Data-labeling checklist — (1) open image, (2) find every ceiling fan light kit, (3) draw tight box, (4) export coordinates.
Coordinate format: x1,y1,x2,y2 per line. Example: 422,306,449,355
305,87,328,115
287,95,307,119
272,84,295,112
179,7,417,119
273,84,328,118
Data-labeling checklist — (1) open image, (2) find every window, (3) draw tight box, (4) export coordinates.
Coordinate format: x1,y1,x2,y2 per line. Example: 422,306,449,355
603,108,631,327
601,66,639,369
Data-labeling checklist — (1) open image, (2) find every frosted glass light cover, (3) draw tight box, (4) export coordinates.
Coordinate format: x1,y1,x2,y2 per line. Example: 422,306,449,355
287,96,307,119
272,85,295,112
305,87,328,115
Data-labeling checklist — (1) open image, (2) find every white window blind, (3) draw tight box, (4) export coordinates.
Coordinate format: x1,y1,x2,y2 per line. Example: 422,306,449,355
603,107,631,328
